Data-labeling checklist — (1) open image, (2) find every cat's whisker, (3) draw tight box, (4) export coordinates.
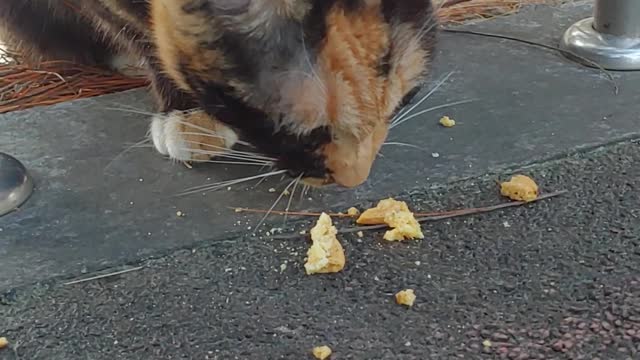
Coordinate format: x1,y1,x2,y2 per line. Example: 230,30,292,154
283,174,303,226
104,106,157,117
391,71,455,126
382,142,425,150
390,98,476,129
182,140,275,161
104,137,152,172
177,170,287,196
175,120,252,147
254,176,299,234
300,27,327,96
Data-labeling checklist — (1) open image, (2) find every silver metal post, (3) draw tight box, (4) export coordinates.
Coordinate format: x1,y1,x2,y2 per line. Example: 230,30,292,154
0,152,34,216
560,0,640,70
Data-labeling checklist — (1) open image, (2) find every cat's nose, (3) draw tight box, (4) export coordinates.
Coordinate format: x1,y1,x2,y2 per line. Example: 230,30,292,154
323,125,388,188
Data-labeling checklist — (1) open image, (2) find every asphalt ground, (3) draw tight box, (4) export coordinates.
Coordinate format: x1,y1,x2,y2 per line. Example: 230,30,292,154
2,139,639,360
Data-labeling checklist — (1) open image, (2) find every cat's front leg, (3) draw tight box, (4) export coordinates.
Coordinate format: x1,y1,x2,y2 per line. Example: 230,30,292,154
150,110,238,162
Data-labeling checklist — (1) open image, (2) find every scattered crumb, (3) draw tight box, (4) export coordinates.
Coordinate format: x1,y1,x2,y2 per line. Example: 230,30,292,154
280,263,287,273
500,174,539,202
0,337,8,349
415,261,421,266
431,152,440,158
395,289,416,307
304,213,346,275
268,188,277,193
176,211,185,217
357,198,423,241
227,187,232,191
299,230,307,235
439,115,456,128
283,189,291,196
346,207,360,216
138,178,144,182
482,339,493,348
357,198,410,225
357,231,364,238
312,345,332,360
503,221,511,228
383,211,424,241
234,208,243,213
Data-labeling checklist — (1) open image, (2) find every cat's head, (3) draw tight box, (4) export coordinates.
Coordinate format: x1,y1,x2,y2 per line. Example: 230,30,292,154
151,0,437,187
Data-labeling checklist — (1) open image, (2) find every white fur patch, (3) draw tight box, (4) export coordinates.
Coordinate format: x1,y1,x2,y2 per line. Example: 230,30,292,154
150,112,191,161
150,111,239,161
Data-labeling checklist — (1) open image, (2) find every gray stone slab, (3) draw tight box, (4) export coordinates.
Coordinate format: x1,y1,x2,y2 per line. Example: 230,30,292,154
1,2,639,290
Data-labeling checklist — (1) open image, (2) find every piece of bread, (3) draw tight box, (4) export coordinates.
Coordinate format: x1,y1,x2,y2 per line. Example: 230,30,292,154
312,345,332,359
383,211,424,241
357,198,411,225
439,116,456,128
395,289,416,307
500,175,539,202
304,213,346,275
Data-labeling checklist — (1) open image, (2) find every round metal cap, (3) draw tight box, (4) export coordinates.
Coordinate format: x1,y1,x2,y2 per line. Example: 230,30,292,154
560,18,640,71
0,152,34,216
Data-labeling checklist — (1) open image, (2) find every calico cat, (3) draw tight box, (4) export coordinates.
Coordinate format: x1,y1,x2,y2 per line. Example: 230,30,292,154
0,0,438,188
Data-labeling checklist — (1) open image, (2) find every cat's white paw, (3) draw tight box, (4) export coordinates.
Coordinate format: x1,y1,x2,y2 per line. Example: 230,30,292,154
150,111,238,162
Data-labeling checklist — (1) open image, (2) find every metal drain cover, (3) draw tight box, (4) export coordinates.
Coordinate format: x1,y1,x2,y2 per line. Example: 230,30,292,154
0,152,34,216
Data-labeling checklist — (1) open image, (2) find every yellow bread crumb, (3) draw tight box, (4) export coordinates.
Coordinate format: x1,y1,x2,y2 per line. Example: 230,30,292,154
347,207,360,216
357,198,410,225
395,289,416,307
383,211,424,241
482,339,493,348
500,175,539,202
304,213,346,275
0,337,8,349
357,231,364,238
312,345,332,360
439,116,456,128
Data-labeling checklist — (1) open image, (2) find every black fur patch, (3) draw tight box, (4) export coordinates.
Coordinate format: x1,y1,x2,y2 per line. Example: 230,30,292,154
189,79,331,178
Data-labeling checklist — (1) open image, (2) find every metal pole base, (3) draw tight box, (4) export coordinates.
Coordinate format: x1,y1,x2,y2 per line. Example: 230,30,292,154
0,153,34,216
560,18,640,71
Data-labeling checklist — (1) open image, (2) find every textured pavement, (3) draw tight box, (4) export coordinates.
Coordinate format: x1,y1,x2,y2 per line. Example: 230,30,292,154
2,140,639,360
3,1,640,290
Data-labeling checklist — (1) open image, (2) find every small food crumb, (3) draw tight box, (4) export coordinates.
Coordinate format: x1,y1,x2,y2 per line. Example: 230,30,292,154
357,231,364,238
304,213,346,275
357,198,423,241
357,198,410,225
383,210,424,241
439,116,456,128
283,189,291,196
268,188,277,193
312,345,332,360
0,337,8,349
176,211,185,217
299,230,307,235
500,174,539,202
482,339,493,348
431,152,440,158
395,289,416,307
346,207,360,216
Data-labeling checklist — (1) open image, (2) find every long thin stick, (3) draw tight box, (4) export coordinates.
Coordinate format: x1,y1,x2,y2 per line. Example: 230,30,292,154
63,266,145,286
270,190,568,239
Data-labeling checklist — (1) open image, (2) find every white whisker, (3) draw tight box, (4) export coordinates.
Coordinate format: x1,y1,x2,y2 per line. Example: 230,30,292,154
283,174,303,226
383,142,424,150
391,71,455,126
176,170,287,197
254,176,298,234
390,98,476,129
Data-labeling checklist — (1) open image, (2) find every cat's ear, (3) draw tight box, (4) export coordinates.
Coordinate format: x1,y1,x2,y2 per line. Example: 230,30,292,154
211,0,251,13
